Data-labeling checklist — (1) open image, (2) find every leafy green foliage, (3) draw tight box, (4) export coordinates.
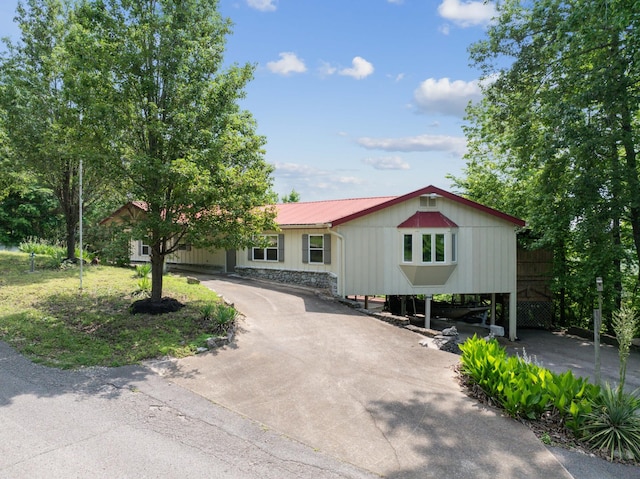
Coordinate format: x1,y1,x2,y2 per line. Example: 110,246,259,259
0,186,62,246
200,302,237,337
580,383,640,461
459,335,599,424
455,0,640,328
0,0,114,260
71,0,277,302
135,263,152,278
612,306,639,394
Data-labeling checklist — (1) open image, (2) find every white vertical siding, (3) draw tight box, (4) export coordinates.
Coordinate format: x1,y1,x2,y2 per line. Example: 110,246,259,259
340,196,518,296
235,229,340,276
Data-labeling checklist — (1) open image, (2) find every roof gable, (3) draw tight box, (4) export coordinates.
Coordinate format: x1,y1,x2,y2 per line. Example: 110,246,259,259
331,185,525,227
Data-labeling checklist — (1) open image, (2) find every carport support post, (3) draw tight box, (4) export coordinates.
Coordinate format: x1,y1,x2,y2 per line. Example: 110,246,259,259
424,295,432,329
490,293,496,325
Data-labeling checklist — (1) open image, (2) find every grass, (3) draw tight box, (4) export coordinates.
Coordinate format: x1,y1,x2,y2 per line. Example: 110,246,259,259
0,251,227,368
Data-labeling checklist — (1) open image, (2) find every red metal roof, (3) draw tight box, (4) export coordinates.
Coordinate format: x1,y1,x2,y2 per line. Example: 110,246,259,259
330,185,526,227
275,196,396,226
103,186,526,229
397,212,458,228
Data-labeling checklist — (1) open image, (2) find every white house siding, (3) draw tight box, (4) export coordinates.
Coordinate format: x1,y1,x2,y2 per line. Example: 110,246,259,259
166,245,227,271
129,240,226,271
339,196,517,297
235,229,341,293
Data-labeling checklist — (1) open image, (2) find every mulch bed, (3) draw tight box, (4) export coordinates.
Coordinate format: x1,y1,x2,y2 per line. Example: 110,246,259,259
130,297,185,315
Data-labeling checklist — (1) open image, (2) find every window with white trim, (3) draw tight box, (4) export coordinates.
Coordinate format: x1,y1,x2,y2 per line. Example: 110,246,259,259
309,234,324,264
302,233,331,264
138,241,150,256
252,235,279,261
403,234,413,262
403,230,458,264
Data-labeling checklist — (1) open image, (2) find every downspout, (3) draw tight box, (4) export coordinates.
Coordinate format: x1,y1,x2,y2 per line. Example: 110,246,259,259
329,228,345,297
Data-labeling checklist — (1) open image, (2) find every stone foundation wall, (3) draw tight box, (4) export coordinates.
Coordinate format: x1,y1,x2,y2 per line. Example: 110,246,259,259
235,266,338,295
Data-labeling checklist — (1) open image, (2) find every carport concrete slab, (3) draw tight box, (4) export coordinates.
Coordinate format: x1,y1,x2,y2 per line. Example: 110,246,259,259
151,277,572,479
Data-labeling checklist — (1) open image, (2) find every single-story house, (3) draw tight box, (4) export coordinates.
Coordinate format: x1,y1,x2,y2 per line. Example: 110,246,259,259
103,185,525,340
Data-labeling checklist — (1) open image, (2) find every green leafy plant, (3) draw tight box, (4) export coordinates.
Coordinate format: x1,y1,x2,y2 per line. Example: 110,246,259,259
135,276,151,297
135,263,151,278
200,303,215,321
200,302,237,337
459,335,599,422
214,303,238,326
612,306,639,395
580,383,640,461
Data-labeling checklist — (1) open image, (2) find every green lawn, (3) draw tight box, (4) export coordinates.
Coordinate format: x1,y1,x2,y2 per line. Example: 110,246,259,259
0,251,224,368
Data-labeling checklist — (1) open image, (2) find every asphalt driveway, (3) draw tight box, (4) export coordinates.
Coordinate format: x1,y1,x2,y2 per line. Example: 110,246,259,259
150,276,574,479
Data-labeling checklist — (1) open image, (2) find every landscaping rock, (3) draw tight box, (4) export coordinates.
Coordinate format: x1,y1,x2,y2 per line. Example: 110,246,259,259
187,276,200,284
442,326,458,336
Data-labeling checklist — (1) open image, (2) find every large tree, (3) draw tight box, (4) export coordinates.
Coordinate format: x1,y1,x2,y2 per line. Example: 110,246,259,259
453,0,640,327
74,0,276,302
0,0,110,259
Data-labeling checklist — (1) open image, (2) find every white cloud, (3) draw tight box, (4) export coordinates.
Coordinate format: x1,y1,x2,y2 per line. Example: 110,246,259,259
437,0,496,27
413,77,482,117
388,0,404,4
388,72,405,82
275,162,364,194
318,61,338,77
357,134,467,156
247,0,277,12
266,52,307,76
339,56,374,80
362,156,410,170
438,23,451,35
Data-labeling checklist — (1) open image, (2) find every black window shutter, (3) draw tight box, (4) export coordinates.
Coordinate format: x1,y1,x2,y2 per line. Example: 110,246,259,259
278,234,285,262
324,233,331,264
302,234,309,263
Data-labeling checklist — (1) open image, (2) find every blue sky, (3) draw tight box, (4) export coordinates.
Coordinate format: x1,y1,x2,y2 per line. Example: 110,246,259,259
0,0,496,202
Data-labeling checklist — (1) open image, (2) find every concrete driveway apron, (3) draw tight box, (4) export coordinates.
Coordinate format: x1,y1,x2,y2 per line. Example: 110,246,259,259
151,276,572,479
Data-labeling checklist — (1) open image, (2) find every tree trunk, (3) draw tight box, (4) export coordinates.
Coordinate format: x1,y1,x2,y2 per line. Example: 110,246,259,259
150,248,164,303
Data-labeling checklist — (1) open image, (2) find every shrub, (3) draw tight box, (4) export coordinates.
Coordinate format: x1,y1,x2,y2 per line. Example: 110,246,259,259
580,383,640,461
200,302,237,336
459,335,599,423
135,263,151,278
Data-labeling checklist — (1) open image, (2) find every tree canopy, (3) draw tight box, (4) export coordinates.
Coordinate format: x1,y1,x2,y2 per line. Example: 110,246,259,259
453,0,640,327
73,0,276,301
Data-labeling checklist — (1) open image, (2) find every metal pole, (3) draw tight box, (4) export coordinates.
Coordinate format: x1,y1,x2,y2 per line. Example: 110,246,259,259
79,158,83,291
595,277,603,385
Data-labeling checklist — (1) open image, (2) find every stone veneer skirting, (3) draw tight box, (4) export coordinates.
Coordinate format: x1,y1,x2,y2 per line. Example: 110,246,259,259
235,266,338,296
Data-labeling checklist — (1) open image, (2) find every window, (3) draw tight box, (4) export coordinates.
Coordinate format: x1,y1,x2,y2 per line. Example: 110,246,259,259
451,233,457,262
309,235,324,263
302,234,331,264
403,234,413,262
422,234,431,262
435,234,445,262
177,243,191,251
252,235,279,261
139,241,150,256
411,232,456,264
